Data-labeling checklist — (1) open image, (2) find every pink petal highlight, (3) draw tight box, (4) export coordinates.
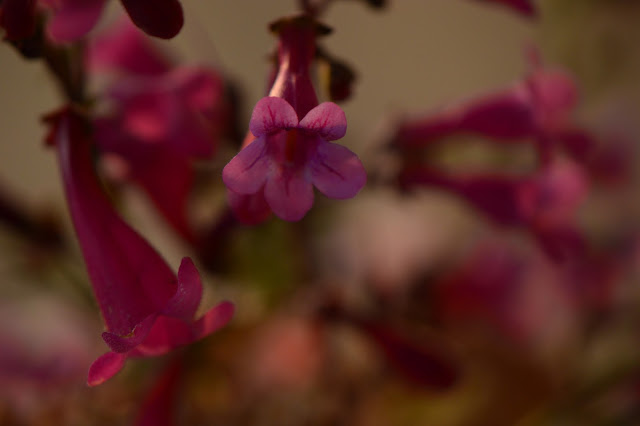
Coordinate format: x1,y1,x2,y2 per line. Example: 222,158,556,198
120,0,183,39
264,171,314,221
46,0,108,43
299,102,347,141
249,97,298,137
222,137,271,194
87,352,127,386
311,142,366,199
87,17,171,75
191,301,235,339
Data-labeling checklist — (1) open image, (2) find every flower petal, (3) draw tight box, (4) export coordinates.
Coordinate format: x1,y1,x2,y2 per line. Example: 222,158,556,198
310,142,366,199
299,102,347,141
191,301,235,340
46,0,108,43
222,136,271,194
87,351,127,386
162,257,203,321
264,171,314,221
249,97,298,137
120,0,183,39
102,315,157,353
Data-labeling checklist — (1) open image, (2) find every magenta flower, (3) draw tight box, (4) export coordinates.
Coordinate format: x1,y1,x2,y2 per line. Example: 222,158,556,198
400,160,588,261
223,97,366,221
89,19,226,241
48,109,234,386
392,51,580,163
38,0,183,43
224,15,366,223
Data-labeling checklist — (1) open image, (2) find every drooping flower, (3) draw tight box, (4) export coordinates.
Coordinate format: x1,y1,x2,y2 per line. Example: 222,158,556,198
89,19,227,242
47,108,234,386
391,49,582,166
223,97,366,221
223,15,366,223
400,159,589,261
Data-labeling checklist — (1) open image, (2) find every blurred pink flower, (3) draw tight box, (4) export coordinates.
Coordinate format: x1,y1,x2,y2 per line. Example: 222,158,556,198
436,239,579,350
224,15,365,223
40,0,183,42
48,109,234,386
223,97,366,221
392,50,581,164
89,19,226,242
400,159,589,261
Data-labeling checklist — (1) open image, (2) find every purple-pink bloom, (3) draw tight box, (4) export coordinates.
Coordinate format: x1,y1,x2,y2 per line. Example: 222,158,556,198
224,15,366,223
48,109,234,386
223,97,366,221
89,19,226,242
39,0,183,42
392,50,580,164
400,160,588,261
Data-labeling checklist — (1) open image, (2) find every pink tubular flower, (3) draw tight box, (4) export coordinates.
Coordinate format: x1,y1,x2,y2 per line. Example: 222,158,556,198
223,15,366,223
89,19,226,242
47,109,234,386
39,0,183,42
392,50,580,163
400,159,588,261
223,97,366,221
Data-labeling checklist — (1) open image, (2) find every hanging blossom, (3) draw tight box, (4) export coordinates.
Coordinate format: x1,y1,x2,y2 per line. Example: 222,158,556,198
88,18,227,243
400,159,589,262
0,0,183,42
391,49,579,161
222,15,366,223
46,108,234,386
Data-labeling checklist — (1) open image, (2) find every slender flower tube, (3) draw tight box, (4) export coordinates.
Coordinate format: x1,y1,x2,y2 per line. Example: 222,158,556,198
392,51,580,164
223,15,366,222
48,109,234,386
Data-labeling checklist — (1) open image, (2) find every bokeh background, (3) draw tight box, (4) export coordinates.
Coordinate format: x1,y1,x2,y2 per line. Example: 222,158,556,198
2,1,640,425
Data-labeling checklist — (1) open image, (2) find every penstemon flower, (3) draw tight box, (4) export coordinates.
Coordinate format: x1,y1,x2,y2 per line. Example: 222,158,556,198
224,97,366,221
223,15,366,223
47,109,234,386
